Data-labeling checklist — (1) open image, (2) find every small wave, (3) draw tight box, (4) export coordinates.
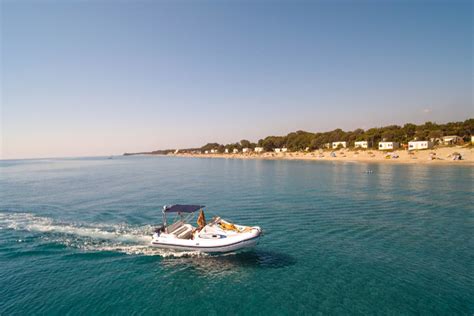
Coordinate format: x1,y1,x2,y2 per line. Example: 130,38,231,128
0,212,206,258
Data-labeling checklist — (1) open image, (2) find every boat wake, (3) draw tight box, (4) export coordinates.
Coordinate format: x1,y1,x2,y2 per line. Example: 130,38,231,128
0,212,207,258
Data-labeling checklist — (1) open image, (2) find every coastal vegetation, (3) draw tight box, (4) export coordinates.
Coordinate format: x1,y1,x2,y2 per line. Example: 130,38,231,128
124,119,473,155
255,119,473,152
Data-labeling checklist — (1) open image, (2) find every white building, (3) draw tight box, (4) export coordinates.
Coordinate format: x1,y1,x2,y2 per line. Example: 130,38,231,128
378,142,399,150
332,141,347,149
242,148,251,153
442,135,463,145
224,148,229,153
204,150,209,154
232,148,239,154
174,149,179,154
274,148,282,153
354,141,369,149
323,143,331,149
254,147,264,153
408,140,433,150
281,147,288,152
210,149,218,154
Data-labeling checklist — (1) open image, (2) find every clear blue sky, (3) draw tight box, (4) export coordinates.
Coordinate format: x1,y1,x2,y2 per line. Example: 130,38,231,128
1,0,472,158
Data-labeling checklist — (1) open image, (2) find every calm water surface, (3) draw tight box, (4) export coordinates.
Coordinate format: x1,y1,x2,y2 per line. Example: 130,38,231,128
0,156,472,315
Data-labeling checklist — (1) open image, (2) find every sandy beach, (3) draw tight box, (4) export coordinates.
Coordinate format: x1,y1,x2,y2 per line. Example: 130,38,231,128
168,146,474,166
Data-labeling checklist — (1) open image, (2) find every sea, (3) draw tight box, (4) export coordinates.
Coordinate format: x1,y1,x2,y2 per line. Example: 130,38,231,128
0,156,472,315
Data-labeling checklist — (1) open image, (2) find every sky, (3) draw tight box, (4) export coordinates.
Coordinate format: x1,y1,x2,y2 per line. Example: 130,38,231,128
1,0,472,159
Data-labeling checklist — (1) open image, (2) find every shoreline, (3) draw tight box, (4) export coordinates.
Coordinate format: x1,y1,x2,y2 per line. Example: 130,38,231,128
160,147,474,166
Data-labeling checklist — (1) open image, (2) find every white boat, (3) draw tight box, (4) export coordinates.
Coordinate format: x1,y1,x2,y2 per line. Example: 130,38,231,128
151,205,262,253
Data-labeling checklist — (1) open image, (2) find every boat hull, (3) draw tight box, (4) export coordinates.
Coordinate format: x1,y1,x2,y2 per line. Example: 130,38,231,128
151,235,260,253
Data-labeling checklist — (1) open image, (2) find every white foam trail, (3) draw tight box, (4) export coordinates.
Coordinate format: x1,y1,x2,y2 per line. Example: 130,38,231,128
0,212,207,257
0,212,151,242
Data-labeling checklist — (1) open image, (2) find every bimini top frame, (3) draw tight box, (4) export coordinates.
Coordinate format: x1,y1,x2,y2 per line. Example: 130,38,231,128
162,204,205,227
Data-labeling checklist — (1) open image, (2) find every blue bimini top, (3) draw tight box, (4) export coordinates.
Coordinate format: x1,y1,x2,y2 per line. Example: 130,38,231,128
163,204,205,213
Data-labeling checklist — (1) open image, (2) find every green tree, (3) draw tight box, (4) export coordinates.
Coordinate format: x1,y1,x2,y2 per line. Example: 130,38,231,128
240,139,251,148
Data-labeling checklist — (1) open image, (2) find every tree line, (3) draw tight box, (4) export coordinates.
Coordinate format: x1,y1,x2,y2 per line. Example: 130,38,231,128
200,119,473,152
123,118,473,155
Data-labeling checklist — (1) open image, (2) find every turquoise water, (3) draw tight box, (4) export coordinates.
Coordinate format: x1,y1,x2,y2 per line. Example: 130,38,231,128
0,156,472,315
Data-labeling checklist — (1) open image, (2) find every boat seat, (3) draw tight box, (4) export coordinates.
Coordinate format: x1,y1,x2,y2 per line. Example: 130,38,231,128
167,220,184,234
173,224,193,239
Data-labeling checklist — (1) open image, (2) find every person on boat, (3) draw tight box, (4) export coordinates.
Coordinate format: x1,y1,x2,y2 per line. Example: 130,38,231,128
197,209,206,230
219,220,239,232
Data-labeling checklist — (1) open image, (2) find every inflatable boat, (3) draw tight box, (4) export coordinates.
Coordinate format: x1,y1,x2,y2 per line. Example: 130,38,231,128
151,205,262,253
